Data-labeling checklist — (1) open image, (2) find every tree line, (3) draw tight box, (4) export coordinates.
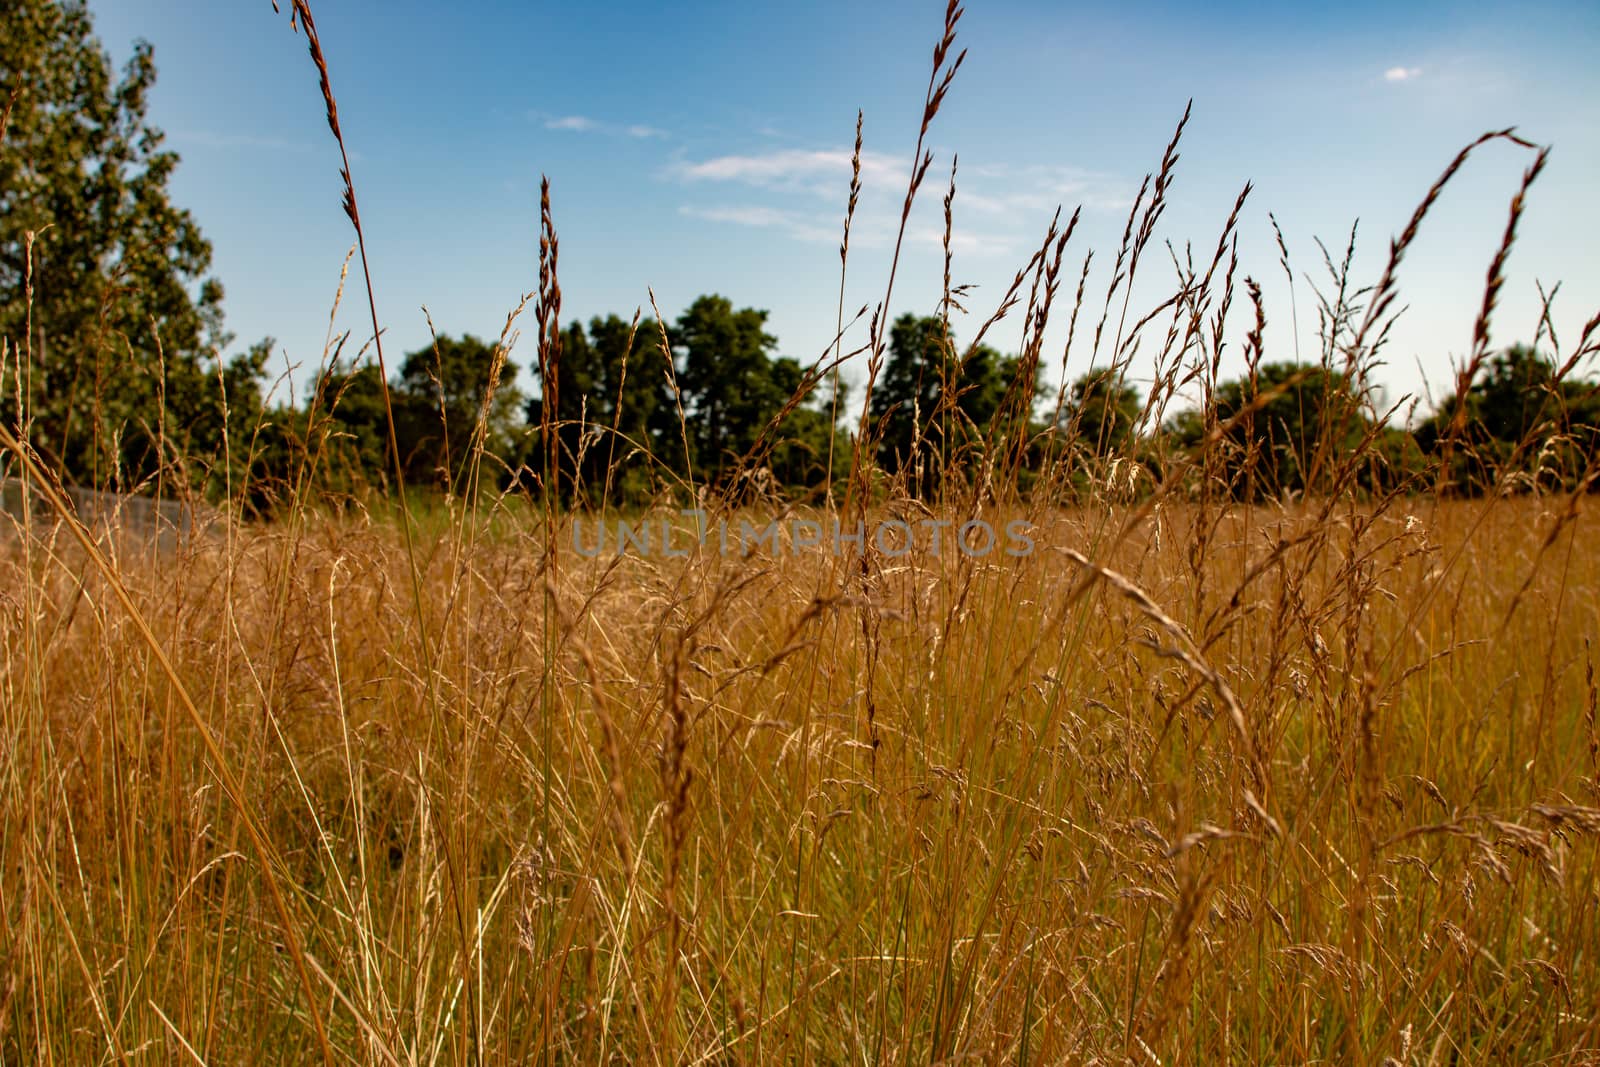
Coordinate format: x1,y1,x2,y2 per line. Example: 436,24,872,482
4,0,1598,513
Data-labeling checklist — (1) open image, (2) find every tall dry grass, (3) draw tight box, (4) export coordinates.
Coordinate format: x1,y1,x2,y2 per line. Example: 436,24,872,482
4,1,1600,1063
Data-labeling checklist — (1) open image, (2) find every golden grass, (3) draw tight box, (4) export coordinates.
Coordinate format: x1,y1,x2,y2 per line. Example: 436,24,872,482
3,493,1598,1063
5,2,1600,1062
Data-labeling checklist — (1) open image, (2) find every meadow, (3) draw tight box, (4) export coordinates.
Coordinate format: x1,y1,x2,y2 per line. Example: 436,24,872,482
4,1,1600,1063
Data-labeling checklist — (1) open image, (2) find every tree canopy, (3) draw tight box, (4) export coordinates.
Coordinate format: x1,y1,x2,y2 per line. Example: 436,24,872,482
1061,369,1143,457
1,0,259,491
1166,362,1374,498
870,312,1021,493
1417,345,1600,492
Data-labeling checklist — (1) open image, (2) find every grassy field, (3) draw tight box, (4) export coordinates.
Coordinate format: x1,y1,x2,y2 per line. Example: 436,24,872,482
5,1,1600,1063
2,492,1598,1063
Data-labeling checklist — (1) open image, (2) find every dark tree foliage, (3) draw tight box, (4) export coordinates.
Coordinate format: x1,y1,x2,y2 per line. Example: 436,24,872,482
312,358,394,493
1169,362,1374,498
1417,345,1600,493
511,304,844,505
871,312,1019,494
396,333,523,489
871,314,946,472
303,334,525,501
300,302,852,508
671,295,787,480
758,353,850,497
527,315,669,503
1,0,261,492
1062,370,1142,456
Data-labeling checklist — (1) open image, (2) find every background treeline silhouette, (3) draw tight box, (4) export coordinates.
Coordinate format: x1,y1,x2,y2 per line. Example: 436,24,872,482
297,323,1600,508
15,289,1600,515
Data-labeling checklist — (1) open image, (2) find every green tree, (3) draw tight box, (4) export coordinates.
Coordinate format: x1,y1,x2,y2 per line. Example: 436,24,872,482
588,314,671,469
1170,362,1373,498
527,320,599,497
527,315,671,503
871,314,946,473
1417,344,1600,492
1,0,249,488
672,295,783,479
871,312,1019,493
311,358,394,491
1061,369,1142,456
397,333,523,489
761,354,849,495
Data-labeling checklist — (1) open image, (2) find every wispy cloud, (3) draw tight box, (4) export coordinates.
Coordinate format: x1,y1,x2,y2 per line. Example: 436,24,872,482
546,115,598,132
1384,66,1422,82
672,143,1122,262
907,224,1013,256
536,113,670,139
672,148,909,197
958,164,1131,217
678,203,1015,258
673,147,1128,216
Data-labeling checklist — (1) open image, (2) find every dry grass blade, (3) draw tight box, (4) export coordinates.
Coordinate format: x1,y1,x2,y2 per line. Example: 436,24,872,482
1054,545,1266,792
0,422,336,1066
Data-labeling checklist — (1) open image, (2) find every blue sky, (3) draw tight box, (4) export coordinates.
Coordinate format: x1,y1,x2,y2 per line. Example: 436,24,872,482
87,0,1600,418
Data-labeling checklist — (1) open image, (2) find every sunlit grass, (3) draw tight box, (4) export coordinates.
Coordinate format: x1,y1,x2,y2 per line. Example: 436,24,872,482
4,1,1599,1062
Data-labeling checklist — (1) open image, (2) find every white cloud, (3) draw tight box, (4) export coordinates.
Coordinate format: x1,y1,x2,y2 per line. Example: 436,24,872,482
967,162,1012,180
538,113,670,138
671,143,1124,261
545,115,598,132
950,165,1130,218
672,148,909,196
960,188,1058,217
672,148,1127,216
1384,66,1422,82
909,224,1014,256
679,203,1016,259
